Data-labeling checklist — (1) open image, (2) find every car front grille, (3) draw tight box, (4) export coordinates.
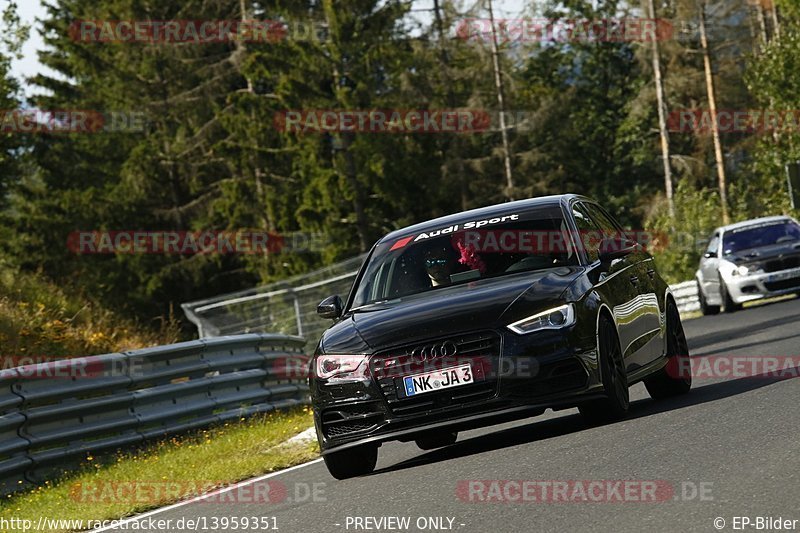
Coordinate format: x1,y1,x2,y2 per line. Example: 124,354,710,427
764,255,800,273
324,421,378,438
764,278,800,292
371,331,501,417
321,403,383,439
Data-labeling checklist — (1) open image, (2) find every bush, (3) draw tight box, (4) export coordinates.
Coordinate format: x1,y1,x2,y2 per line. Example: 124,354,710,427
646,182,728,284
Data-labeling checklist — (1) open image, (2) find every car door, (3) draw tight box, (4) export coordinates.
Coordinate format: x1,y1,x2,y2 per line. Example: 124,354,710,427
581,202,661,369
571,202,640,372
700,232,721,301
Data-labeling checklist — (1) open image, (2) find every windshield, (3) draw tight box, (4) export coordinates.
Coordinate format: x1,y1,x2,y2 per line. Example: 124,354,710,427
350,208,578,309
722,221,800,255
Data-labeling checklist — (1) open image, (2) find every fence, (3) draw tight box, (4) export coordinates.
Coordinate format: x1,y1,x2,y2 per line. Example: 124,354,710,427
0,333,309,495
181,255,367,343
182,252,702,339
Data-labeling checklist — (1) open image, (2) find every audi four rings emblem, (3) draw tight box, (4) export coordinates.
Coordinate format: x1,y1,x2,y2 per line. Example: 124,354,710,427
411,341,458,361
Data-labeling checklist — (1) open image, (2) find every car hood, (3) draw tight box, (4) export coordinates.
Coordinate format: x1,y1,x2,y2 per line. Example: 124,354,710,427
320,267,583,353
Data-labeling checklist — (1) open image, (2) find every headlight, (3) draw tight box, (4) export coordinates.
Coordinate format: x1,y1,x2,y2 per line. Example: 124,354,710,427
313,354,369,381
733,264,762,276
507,303,576,335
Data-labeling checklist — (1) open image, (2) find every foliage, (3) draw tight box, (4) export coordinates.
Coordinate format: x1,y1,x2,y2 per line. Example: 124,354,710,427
0,263,180,359
0,0,797,328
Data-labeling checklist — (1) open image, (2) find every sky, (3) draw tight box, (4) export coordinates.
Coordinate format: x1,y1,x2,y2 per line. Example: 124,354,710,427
8,0,529,98
10,0,53,96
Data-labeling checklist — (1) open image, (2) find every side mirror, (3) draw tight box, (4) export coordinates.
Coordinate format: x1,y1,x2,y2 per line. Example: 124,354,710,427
598,237,638,264
317,295,343,319
703,251,716,259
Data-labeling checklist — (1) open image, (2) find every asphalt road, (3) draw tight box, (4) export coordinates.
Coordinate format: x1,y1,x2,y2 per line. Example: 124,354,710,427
99,296,800,533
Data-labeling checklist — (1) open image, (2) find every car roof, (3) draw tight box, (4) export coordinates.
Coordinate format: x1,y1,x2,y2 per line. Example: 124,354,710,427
715,215,795,234
377,194,589,243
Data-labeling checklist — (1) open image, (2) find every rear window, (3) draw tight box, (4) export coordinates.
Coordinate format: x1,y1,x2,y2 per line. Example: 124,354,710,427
350,207,578,308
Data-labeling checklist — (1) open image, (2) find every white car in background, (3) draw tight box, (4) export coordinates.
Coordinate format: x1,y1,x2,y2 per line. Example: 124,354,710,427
696,216,800,315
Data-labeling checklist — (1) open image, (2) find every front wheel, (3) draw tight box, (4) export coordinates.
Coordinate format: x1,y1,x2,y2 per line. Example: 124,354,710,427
645,302,692,400
697,280,720,315
323,444,378,480
720,277,742,313
579,315,629,424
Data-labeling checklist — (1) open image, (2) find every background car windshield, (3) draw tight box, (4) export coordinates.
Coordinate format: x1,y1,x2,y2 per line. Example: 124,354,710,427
722,221,800,254
351,209,577,308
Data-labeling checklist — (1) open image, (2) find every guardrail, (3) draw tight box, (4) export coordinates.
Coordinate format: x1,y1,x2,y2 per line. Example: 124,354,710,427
671,280,700,313
0,334,309,495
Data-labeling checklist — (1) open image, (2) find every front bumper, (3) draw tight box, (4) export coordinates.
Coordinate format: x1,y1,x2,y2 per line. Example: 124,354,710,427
725,266,800,304
311,329,600,453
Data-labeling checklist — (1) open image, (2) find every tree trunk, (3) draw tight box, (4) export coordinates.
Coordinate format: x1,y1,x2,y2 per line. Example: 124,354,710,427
239,0,254,92
647,0,674,218
323,0,370,252
341,131,369,252
433,0,468,211
486,0,514,201
755,1,769,47
769,0,780,40
699,3,730,225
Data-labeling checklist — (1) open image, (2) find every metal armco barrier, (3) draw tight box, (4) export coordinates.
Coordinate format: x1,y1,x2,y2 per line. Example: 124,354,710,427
0,334,309,495
671,280,700,313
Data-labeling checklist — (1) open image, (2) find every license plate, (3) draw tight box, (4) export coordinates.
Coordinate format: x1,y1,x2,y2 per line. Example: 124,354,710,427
402,364,474,397
768,271,800,282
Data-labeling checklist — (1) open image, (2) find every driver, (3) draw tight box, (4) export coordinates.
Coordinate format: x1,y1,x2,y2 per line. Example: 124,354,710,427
423,244,456,287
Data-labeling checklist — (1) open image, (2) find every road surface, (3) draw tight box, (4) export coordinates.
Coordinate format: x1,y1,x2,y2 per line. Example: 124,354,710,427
99,296,800,533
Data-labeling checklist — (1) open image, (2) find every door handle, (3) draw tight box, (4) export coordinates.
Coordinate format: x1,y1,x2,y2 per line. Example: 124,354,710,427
629,275,640,286
647,268,655,279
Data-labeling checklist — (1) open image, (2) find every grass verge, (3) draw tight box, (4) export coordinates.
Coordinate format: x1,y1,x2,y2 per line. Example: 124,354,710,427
0,264,180,362
1,407,318,532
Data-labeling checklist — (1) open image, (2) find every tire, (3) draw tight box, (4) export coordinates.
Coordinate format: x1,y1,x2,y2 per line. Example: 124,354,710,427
415,431,457,450
720,276,742,313
644,302,692,400
323,444,378,480
697,280,720,315
579,315,629,424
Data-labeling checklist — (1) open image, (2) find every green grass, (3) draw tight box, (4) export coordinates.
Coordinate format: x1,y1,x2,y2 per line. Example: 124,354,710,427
2,408,318,532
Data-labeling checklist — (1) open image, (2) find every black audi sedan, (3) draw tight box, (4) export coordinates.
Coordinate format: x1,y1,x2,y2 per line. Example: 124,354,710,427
311,194,691,479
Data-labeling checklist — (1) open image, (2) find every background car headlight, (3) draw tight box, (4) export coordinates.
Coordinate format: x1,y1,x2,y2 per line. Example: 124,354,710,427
734,264,762,276
313,354,369,381
507,304,576,335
